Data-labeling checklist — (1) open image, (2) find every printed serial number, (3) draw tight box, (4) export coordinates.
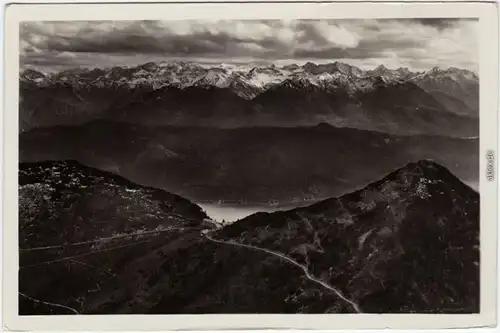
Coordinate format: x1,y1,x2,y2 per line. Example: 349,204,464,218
486,150,495,181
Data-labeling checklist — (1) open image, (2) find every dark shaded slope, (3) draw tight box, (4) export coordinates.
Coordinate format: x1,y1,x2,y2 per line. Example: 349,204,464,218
19,160,207,244
104,86,255,128
414,75,479,115
18,160,209,314
214,160,480,313
19,120,479,203
19,82,145,132
20,77,478,138
426,90,477,117
353,82,478,136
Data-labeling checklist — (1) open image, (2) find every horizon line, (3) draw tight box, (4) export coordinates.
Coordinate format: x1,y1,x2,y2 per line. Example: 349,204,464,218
20,59,479,76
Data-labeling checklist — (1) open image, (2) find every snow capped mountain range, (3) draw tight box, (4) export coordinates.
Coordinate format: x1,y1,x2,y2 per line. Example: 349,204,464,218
19,61,479,137
21,61,479,101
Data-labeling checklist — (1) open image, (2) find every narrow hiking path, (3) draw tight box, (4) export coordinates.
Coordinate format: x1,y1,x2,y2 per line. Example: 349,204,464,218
19,292,80,314
19,228,174,252
20,239,151,269
204,234,362,313
19,212,200,252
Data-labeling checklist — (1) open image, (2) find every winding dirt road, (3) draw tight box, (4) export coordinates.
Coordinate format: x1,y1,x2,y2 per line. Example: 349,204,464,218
205,233,362,313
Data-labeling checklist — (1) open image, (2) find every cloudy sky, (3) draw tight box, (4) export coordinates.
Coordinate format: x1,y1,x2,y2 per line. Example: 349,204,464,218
20,19,478,73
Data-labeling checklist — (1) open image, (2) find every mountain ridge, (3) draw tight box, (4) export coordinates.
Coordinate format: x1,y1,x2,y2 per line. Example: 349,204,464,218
222,159,478,225
19,119,479,204
21,61,478,100
210,158,479,313
19,60,480,135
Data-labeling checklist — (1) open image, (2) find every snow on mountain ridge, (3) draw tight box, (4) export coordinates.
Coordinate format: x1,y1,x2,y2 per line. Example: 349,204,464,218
20,62,479,100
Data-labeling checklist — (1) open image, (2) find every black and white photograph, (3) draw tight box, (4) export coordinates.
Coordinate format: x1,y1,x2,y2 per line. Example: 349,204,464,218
3,2,498,330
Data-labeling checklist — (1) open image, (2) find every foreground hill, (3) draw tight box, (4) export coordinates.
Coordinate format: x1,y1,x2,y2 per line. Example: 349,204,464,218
213,159,479,313
19,120,479,204
19,160,208,247
19,62,478,137
19,160,479,314
19,160,211,314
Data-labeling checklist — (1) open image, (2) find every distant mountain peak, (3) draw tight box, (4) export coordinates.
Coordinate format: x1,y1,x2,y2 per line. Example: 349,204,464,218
396,67,411,75
282,63,299,71
20,61,479,122
140,62,159,72
314,122,334,130
371,64,396,76
275,77,317,90
21,68,46,82
430,66,442,73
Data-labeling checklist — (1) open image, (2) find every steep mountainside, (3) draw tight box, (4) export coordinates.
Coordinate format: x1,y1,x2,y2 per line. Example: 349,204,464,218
19,62,479,136
19,160,208,247
19,160,214,314
411,67,479,113
213,160,479,313
19,120,479,203
19,160,479,314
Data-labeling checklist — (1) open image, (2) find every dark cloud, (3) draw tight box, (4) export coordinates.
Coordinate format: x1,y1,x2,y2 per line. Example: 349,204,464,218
411,18,463,30
20,19,478,72
292,44,379,60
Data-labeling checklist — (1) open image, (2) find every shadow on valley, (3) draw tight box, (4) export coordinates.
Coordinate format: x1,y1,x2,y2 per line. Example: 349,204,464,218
18,159,479,315
19,120,479,205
